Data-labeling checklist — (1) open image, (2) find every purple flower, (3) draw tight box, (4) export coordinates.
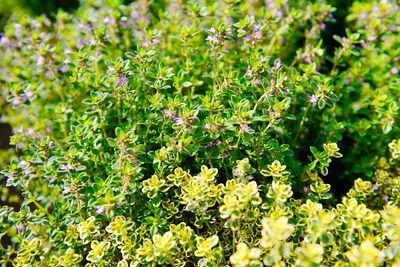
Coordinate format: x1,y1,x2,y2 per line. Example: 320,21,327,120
60,164,73,171
190,116,198,123
223,152,229,158
309,94,318,104
36,56,45,66
253,24,261,32
142,40,150,47
17,142,24,149
390,66,398,75
44,70,53,79
169,137,175,143
244,34,252,42
89,38,96,46
367,35,377,42
254,32,262,40
359,13,367,20
303,186,310,192
304,57,312,63
96,205,105,215
383,194,390,201
17,225,25,232
59,65,68,73
25,90,33,98
26,128,34,137
241,124,251,133
63,187,71,194
215,139,221,145
133,158,139,165
152,38,160,44
372,6,379,13
77,38,86,49
120,76,128,84
164,110,175,118
0,36,7,44
204,124,211,129
344,78,350,85
174,117,184,125
12,98,21,105
49,177,56,183
373,184,379,191
206,35,219,44
246,67,253,78
206,142,212,148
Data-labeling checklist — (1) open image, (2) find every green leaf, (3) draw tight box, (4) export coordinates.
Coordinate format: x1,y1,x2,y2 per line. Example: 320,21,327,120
318,98,326,109
310,146,318,156
308,160,317,170
183,81,193,87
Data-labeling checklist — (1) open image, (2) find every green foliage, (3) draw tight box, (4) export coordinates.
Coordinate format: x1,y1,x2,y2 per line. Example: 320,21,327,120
0,0,399,266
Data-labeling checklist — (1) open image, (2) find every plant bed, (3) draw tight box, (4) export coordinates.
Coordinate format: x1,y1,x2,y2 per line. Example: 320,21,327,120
0,1,399,266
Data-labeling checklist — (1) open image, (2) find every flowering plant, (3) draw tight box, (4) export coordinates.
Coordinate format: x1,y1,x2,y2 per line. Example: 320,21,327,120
0,0,399,266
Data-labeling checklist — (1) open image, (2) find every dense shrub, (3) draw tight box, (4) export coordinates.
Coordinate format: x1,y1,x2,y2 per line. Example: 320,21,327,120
0,0,399,266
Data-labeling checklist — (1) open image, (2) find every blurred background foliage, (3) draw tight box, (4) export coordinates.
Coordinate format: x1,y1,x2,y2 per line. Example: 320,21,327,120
0,0,79,32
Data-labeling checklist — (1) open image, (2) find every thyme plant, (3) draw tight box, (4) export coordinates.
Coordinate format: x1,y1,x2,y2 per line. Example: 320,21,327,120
0,0,399,266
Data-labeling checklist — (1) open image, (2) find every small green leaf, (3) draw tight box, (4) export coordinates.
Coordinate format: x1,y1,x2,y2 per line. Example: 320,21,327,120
183,81,193,87
318,98,326,109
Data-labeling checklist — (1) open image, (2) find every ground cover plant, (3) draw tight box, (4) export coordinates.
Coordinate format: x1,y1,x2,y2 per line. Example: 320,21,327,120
0,0,399,266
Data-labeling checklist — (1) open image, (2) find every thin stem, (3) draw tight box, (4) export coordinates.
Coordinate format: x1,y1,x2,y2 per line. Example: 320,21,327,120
293,104,311,145
26,189,52,218
256,120,274,169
